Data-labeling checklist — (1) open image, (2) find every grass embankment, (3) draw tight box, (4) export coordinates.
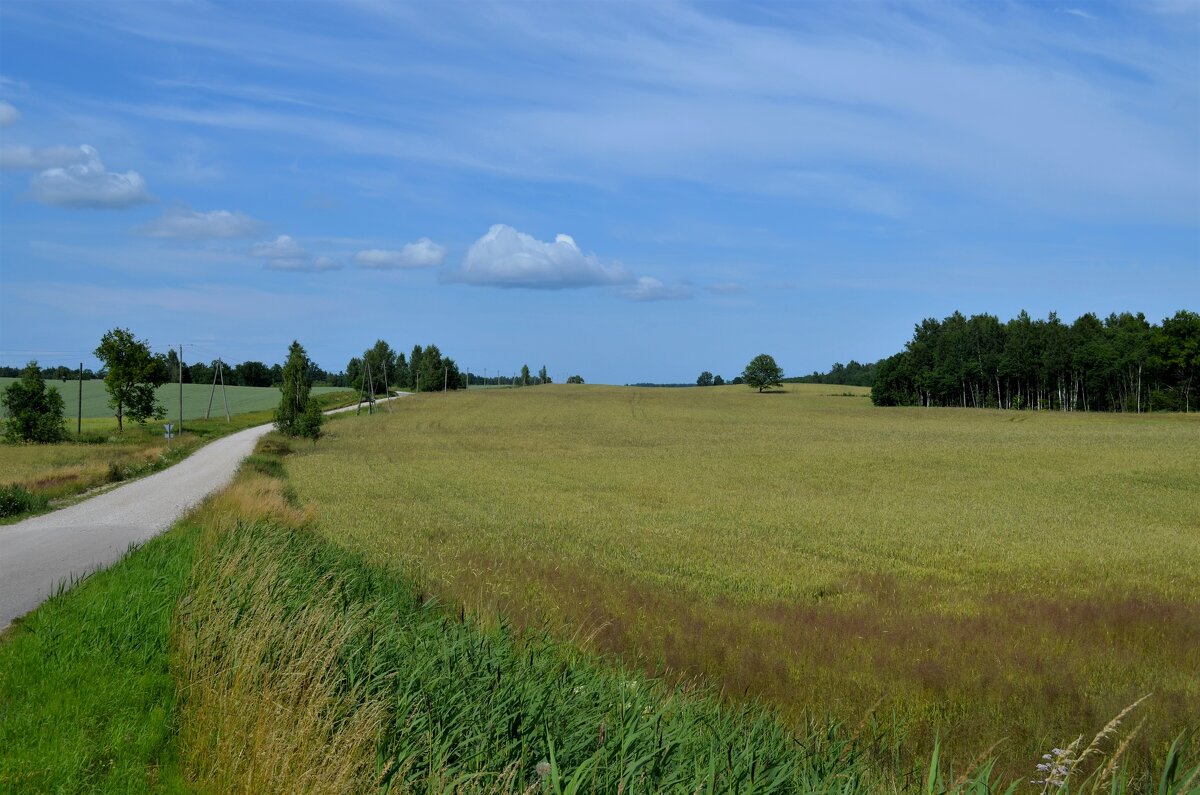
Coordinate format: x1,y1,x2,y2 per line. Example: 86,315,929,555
284,384,1200,779
0,523,198,791
2,429,1195,792
0,389,353,521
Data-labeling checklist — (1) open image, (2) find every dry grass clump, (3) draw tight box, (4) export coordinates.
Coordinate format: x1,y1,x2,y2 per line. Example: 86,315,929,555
188,467,312,536
173,524,384,794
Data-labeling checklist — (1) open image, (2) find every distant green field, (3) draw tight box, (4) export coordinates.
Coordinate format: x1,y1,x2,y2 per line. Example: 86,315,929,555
0,378,349,422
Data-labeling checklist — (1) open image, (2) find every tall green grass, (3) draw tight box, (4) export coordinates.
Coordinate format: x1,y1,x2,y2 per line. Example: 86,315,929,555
0,527,198,792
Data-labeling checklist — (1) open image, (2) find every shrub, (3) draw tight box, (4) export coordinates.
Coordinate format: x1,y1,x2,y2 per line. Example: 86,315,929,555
0,483,48,518
2,361,67,443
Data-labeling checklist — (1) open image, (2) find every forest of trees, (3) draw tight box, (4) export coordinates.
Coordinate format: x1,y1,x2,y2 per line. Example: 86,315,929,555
871,310,1199,412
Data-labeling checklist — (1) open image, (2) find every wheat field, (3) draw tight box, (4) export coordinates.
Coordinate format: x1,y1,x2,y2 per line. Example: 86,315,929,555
286,384,1200,774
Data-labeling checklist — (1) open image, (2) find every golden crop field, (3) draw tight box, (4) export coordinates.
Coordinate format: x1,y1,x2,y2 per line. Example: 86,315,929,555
286,384,1200,773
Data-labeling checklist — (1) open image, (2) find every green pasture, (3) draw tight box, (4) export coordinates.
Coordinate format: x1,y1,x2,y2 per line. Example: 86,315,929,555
285,383,1200,777
0,378,348,423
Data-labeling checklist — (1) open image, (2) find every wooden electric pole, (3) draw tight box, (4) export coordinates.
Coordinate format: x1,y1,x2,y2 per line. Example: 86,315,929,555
357,359,375,415
178,344,184,435
77,362,83,435
207,359,231,421
382,357,392,412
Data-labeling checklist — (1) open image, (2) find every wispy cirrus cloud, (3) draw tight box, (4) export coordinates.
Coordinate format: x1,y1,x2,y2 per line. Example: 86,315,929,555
138,207,267,239
622,277,693,302
1059,8,1098,21
263,255,341,272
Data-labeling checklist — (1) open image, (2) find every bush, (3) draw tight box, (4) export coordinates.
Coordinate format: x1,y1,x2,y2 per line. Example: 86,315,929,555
0,483,48,518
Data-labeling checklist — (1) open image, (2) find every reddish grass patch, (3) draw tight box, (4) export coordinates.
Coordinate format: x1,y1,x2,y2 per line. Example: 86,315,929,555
437,553,1200,778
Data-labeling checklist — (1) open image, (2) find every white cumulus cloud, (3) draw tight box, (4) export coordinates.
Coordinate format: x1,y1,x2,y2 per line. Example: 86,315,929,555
452,224,630,289
138,207,266,239
251,234,307,259
354,237,446,269
623,276,693,302
0,101,20,127
29,145,150,208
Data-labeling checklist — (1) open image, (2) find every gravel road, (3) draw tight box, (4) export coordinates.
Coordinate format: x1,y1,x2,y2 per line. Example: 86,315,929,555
0,396,404,631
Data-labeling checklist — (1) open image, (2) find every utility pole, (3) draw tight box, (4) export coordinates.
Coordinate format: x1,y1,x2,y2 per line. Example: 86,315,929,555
178,344,184,435
77,362,83,435
382,357,392,413
207,359,230,421
444,366,448,392
357,359,375,415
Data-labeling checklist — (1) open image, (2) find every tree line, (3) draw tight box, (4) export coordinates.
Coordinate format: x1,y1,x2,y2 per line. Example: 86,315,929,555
346,340,466,394
871,309,1199,412
788,360,879,387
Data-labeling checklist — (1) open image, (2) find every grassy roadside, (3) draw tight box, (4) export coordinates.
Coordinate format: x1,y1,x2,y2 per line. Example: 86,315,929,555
2,431,1195,793
0,524,198,792
0,390,354,524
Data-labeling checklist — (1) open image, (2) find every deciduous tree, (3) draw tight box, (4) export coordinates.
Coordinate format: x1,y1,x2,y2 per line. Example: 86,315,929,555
2,361,67,443
275,341,317,438
94,328,167,431
741,354,784,393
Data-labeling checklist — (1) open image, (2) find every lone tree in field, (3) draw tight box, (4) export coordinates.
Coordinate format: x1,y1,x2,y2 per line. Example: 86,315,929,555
95,328,167,431
742,353,784,393
2,361,67,443
696,371,714,386
275,340,323,442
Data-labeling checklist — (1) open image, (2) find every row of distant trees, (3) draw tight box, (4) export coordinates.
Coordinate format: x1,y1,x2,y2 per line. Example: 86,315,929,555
2,328,335,442
789,360,878,387
346,340,464,394
696,371,743,386
0,358,326,389
871,310,1199,412
345,339,561,394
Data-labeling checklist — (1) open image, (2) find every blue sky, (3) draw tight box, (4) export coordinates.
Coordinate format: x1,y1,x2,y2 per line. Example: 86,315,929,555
1,0,1196,383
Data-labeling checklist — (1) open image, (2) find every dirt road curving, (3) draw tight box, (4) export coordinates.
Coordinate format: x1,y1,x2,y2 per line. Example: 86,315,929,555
0,396,406,630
